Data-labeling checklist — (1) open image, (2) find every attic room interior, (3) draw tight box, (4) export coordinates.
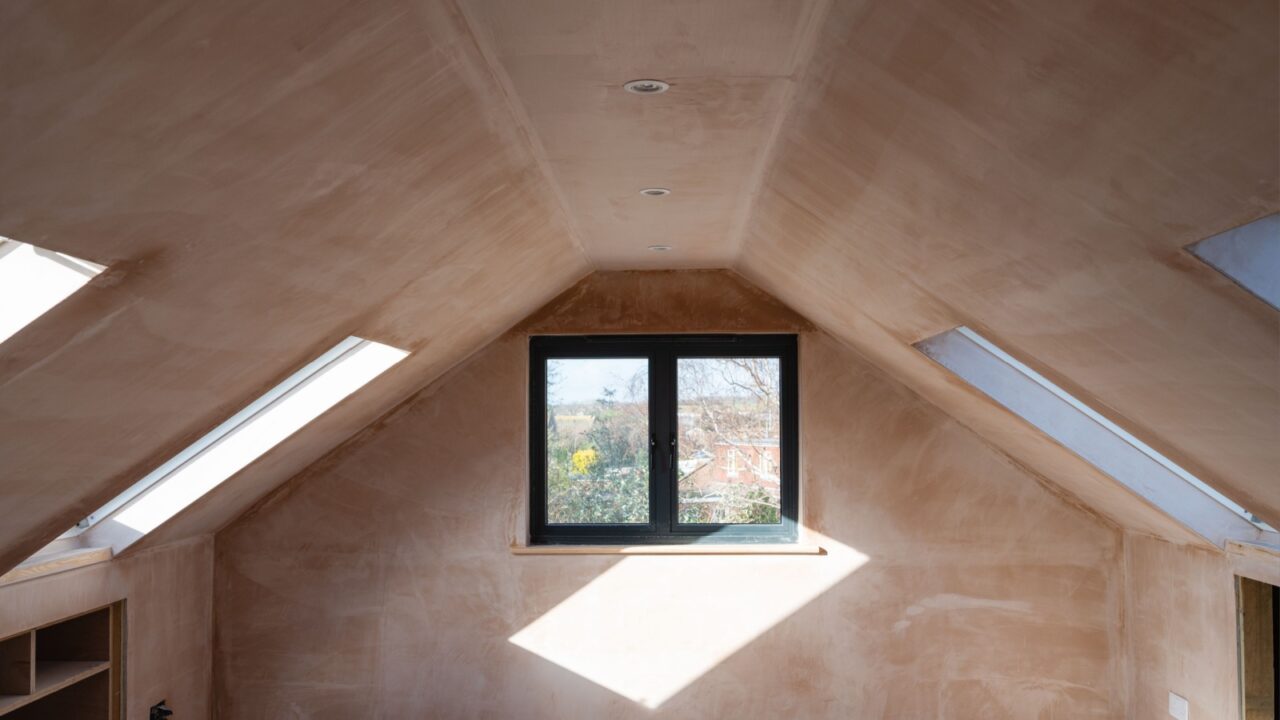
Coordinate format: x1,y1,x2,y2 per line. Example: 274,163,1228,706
0,1,1278,718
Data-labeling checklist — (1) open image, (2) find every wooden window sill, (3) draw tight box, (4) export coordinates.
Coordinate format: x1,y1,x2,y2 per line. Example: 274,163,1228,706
510,543,824,556
0,546,112,587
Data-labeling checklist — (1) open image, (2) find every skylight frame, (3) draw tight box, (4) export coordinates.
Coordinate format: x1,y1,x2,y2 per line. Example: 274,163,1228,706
0,236,106,346
916,326,1276,543
1186,213,1279,310
955,327,1268,528
65,336,408,549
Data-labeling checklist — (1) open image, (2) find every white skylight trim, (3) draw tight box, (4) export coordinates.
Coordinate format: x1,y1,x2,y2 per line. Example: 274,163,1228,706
916,326,1275,546
1187,213,1279,310
0,237,105,345
76,336,408,553
959,328,1263,523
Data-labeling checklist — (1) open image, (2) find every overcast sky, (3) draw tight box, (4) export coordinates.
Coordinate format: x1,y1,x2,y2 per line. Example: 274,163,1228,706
548,357,647,405
547,357,779,406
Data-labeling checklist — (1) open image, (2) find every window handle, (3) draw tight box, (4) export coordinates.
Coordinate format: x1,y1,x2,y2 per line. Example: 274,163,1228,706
650,434,657,468
669,433,677,475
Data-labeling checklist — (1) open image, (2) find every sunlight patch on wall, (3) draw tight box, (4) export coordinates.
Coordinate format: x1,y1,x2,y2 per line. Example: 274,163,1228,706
509,532,867,708
0,237,105,345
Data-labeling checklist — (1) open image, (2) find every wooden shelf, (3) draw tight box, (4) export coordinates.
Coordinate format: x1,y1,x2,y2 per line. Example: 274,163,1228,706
0,661,109,714
0,602,122,718
2,670,109,720
0,634,32,696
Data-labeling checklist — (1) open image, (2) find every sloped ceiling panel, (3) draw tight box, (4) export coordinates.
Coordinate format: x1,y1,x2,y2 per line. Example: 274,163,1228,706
0,0,590,573
740,0,1280,527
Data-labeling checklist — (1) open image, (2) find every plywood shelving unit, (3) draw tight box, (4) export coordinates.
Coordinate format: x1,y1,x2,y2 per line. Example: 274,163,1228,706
0,602,123,719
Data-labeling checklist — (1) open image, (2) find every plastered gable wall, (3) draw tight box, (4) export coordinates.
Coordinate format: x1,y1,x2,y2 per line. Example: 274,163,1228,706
214,271,1125,718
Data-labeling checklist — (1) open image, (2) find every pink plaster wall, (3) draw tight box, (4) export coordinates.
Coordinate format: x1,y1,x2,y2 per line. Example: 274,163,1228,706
1122,533,1242,718
215,271,1127,718
0,537,214,718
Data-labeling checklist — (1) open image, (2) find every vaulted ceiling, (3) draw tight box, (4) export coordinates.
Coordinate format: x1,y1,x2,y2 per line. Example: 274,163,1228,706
1,0,1275,573
458,0,828,268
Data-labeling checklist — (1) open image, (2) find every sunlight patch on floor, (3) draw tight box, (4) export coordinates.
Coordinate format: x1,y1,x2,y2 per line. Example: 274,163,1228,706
509,532,867,708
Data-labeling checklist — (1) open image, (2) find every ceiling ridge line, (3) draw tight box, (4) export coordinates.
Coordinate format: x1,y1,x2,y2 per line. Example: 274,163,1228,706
449,0,596,269
725,0,835,269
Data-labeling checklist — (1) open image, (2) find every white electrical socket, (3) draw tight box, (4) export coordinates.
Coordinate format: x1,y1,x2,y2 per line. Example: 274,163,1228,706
1168,692,1189,720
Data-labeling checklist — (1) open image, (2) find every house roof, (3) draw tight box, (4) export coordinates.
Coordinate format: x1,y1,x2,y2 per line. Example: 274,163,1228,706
0,0,1275,573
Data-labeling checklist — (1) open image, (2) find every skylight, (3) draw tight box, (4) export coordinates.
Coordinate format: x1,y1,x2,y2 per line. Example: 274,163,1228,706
1187,213,1279,309
0,237,105,345
916,326,1276,546
77,336,408,553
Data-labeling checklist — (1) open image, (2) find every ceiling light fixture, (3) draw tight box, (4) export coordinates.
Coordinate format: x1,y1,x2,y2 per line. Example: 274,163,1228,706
639,187,671,197
624,79,670,95
647,245,672,252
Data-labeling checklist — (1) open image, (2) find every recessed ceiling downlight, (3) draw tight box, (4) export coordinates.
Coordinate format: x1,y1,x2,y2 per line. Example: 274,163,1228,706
648,245,672,252
624,79,670,95
640,187,671,197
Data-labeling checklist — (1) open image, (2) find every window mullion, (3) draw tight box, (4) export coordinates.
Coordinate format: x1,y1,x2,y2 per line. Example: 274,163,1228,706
650,348,674,536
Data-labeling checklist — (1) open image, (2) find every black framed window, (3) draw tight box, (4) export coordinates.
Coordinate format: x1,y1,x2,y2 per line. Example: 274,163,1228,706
529,334,798,544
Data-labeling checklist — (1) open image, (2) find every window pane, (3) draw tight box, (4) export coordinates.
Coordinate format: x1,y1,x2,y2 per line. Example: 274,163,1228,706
546,357,649,524
677,357,781,524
